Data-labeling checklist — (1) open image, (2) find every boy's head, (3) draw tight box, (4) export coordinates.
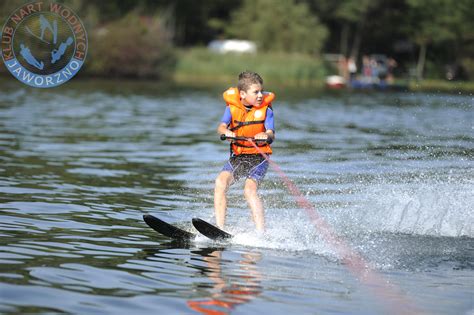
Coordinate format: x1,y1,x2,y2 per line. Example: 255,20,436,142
238,71,263,91
238,71,264,107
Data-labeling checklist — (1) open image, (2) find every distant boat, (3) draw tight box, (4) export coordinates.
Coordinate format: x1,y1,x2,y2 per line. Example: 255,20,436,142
349,79,408,91
325,75,408,91
325,75,346,89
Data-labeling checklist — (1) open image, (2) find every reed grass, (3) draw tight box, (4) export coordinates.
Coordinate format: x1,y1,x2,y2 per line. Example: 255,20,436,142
409,80,474,94
173,48,329,88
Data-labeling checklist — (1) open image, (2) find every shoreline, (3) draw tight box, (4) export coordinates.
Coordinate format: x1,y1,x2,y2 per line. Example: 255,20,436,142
0,73,473,95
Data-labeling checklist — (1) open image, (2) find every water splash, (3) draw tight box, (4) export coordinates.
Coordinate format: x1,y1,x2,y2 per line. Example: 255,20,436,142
348,175,473,238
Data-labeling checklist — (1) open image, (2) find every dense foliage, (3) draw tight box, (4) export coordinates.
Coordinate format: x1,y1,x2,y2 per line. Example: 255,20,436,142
226,0,327,54
86,12,175,78
1,0,472,80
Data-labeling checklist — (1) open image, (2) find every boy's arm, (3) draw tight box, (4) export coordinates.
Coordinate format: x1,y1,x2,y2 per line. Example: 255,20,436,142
265,129,275,140
255,129,274,141
255,107,275,140
218,107,235,138
217,122,235,138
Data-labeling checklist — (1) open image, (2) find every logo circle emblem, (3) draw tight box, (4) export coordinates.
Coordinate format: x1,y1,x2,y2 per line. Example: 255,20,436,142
254,110,262,118
1,1,88,88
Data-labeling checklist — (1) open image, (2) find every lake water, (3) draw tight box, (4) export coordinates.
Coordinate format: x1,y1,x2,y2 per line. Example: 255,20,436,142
0,79,473,314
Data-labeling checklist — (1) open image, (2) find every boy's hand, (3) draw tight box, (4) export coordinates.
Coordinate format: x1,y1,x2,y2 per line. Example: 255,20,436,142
225,130,236,140
254,132,268,140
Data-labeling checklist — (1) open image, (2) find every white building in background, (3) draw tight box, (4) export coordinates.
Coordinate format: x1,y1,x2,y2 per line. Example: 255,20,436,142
208,39,257,54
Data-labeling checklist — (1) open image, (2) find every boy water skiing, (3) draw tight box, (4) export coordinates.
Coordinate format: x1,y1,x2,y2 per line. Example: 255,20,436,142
214,71,275,232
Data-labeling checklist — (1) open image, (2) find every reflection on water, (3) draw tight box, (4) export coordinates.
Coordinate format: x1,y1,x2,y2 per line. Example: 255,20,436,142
187,248,262,315
0,78,473,314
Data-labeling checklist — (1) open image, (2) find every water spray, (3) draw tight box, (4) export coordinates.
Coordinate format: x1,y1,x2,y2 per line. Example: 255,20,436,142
221,135,422,314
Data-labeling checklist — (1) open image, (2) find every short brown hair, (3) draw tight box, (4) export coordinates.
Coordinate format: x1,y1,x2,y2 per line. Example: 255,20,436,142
238,71,263,91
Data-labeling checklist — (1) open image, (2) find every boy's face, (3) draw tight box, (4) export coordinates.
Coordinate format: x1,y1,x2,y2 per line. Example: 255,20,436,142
240,84,263,107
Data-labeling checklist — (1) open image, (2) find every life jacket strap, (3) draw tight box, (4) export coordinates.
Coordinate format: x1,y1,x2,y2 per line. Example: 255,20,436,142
233,141,268,148
229,120,265,131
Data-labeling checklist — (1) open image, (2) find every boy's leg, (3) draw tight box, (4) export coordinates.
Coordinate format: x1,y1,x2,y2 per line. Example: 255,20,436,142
214,171,233,229
244,178,265,232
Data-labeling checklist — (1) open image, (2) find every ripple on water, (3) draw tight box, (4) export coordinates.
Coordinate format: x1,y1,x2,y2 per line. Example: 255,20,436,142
0,87,472,314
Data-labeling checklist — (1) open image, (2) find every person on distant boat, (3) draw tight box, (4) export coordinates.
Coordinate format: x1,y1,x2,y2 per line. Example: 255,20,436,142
215,71,275,232
386,57,398,83
362,55,372,83
347,57,357,81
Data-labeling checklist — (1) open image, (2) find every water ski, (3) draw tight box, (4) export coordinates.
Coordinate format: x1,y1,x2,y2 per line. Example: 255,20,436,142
192,218,233,241
143,214,194,241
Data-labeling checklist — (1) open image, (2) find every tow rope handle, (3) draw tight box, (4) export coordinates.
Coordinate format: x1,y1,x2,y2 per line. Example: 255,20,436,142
220,134,273,144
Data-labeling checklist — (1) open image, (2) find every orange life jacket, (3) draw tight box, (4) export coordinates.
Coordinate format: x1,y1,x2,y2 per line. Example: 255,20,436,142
223,87,275,155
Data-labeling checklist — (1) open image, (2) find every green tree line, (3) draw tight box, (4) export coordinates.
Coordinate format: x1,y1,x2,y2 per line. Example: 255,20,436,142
1,0,473,81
